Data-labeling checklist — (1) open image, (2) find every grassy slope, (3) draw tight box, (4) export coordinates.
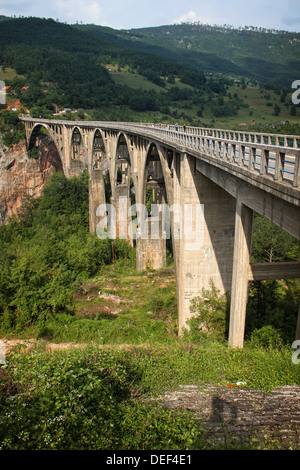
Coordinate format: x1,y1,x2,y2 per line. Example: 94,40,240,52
106,66,300,127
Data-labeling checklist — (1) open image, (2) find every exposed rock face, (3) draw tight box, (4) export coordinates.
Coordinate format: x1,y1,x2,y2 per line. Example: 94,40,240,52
0,136,63,225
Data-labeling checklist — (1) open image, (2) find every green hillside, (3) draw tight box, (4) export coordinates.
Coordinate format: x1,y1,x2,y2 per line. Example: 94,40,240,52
0,17,299,132
127,24,300,89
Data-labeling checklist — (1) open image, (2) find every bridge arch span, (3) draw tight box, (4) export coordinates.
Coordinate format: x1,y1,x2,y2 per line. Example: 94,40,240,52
135,141,176,271
28,123,59,152
91,128,107,171
142,142,175,205
68,126,89,177
114,133,133,183
27,122,65,174
70,126,84,159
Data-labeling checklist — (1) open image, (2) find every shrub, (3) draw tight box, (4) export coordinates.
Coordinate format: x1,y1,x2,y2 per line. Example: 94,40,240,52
186,282,229,341
0,348,200,450
249,325,284,350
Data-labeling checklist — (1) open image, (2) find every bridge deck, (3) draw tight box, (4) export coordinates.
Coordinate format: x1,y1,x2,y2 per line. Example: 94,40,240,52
21,117,300,195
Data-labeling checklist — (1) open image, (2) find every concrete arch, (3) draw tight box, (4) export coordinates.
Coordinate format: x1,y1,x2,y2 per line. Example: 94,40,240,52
113,131,139,200
91,128,107,171
70,126,84,160
67,126,89,177
141,141,173,208
27,123,65,173
28,122,54,149
115,133,131,185
136,140,176,271
109,132,138,244
89,128,110,236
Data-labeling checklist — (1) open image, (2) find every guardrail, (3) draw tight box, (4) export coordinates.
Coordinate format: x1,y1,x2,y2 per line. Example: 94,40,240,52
138,123,300,188
21,117,300,188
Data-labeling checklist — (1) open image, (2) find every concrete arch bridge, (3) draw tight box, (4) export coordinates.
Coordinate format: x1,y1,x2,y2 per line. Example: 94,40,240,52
21,117,300,348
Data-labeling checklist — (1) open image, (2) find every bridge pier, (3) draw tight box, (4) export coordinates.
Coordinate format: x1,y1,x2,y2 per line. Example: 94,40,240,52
228,201,254,348
136,215,166,270
89,169,106,234
113,185,133,245
176,153,236,335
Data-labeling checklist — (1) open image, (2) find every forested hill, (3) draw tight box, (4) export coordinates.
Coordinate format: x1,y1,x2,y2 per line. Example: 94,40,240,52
75,23,246,79
0,17,210,110
0,17,300,131
1,16,299,91
80,22,300,88
0,17,114,109
125,23,300,88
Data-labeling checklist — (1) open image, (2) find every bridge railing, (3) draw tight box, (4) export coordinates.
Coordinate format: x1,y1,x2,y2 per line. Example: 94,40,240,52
137,123,300,188
20,117,300,189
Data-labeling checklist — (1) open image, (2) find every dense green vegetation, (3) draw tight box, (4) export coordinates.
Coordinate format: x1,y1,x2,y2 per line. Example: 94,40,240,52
1,341,300,450
0,171,299,451
0,109,25,146
0,172,135,336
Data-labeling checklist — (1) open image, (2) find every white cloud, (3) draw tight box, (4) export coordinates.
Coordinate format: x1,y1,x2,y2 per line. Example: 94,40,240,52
32,0,103,24
172,10,227,26
53,0,103,23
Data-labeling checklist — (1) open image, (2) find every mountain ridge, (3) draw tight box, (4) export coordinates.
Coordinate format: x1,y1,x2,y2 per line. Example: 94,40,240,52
77,22,300,88
0,17,299,131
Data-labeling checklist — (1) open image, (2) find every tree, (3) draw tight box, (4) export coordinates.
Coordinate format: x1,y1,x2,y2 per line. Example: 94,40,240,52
251,214,299,263
291,105,297,116
273,104,281,116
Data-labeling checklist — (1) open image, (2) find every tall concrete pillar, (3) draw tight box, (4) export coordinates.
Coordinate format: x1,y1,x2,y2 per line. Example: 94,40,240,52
89,169,106,234
113,185,133,245
228,200,254,348
136,212,166,271
135,144,169,271
177,153,236,335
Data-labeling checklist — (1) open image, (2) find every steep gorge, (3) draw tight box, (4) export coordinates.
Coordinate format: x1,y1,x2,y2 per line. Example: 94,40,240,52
0,136,63,224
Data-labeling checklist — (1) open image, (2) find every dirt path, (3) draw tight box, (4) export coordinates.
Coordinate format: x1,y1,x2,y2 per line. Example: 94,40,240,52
0,338,150,353
1,338,86,353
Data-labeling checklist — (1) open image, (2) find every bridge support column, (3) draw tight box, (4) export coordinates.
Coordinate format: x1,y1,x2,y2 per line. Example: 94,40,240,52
228,201,254,348
136,214,166,271
113,185,133,245
89,170,106,234
177,154,236,335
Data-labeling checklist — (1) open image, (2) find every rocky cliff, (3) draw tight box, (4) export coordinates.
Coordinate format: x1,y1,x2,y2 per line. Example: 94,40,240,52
0,136,63,224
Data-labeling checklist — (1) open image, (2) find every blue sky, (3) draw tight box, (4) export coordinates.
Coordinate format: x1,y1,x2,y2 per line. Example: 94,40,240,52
0,0,299,32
